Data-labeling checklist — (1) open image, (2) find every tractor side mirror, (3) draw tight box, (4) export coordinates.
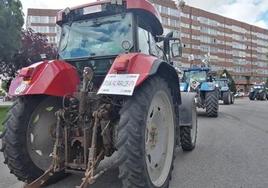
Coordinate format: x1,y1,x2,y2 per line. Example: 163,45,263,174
171,42,182,58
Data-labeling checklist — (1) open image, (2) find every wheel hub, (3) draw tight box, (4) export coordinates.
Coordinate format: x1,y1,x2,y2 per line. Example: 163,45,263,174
26,98,60,171
145,91,175,187
148,126,158,149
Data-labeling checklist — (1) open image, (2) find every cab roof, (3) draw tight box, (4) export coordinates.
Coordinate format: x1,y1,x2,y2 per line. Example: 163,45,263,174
183,67,211,72
57,0,163,35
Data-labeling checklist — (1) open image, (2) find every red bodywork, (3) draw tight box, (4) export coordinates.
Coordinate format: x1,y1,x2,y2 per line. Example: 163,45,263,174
9,53,157,97
109,53,157,86
9,0,163,97
9,60,80,97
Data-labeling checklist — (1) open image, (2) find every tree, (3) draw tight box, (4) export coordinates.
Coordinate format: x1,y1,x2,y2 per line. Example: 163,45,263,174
0,0,24,62
0,28,57,79
220,69,237,93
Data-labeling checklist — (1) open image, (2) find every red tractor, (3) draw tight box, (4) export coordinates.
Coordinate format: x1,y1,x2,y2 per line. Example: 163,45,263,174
1,0,197,187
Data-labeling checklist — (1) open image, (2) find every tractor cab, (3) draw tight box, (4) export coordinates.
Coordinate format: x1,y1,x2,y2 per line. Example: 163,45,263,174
181,67,212,92
57,0,182,85
215,78,229,90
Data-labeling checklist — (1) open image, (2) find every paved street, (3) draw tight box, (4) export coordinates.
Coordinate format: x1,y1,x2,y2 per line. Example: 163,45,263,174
1,98,268,188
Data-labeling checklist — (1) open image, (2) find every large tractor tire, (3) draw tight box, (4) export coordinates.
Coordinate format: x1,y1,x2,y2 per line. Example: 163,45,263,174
256,93,261,101
180,94,197,151
205,91,219,117
249,92,255,100
116,77,176,188
223,91,231,105
230,93,235,104
260,92,266,101
1,96,65,184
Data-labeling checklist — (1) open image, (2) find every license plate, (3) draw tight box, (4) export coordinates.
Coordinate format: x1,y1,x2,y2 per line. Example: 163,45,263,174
98,74,140,96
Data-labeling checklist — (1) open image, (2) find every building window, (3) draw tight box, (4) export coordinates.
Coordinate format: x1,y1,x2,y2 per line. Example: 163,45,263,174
162,17,169,26
161,6,169,15
49,26,56,33
49,16,56,23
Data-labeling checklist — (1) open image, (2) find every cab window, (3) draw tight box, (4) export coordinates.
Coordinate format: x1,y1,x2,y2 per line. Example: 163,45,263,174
138,27,160,58
138,27,150,54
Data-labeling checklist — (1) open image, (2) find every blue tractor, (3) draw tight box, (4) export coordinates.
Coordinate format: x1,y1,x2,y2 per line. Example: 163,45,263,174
249,84,268,101
215,78,234,105
180,67,219,117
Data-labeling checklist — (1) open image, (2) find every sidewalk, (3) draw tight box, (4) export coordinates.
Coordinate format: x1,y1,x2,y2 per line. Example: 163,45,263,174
0,102,13,107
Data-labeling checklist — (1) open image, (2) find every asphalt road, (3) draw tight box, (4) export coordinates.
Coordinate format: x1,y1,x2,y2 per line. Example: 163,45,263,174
1,98,268,188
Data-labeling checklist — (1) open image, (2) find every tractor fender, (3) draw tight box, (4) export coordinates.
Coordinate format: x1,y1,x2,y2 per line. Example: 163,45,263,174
107,52,181,105
200,82,216,91
9,60,80,97
179,92,196,128
108,53,158,87
108,53,181,102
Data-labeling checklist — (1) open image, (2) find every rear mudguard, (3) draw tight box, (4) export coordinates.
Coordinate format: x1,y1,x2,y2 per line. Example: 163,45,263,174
107,53,181,102
9,60,80,97
179,92,196,128
108,53,169,86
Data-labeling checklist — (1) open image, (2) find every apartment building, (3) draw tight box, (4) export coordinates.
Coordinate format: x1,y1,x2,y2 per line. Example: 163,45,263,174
150,0,268,90
26,9,61,47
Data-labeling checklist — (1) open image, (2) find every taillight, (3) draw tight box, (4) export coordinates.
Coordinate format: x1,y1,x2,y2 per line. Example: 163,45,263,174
19,67,35,81
114,59,129,72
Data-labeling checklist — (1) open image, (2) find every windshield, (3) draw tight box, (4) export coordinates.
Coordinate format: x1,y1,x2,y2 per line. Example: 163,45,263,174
216,80,228,87
58,13,133,59
253,85,263,89
183,71,207,83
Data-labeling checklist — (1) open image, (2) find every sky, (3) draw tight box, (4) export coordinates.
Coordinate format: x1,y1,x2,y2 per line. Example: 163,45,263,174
20,0,268,29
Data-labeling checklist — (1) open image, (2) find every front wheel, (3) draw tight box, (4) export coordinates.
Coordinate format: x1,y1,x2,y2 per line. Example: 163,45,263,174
249,92,255,100
260,92,266,101
116,77,176,188
1,96,64,183
180,95,197,151
223,91,231,105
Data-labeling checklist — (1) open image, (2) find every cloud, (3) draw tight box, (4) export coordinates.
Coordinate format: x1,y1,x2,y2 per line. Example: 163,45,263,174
184,0,268,29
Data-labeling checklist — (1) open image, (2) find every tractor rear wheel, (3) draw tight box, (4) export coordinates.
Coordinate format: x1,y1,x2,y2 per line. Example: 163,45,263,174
205,91,219,117
230,93,234,104
1,96,64,184
223,91,231,105
249,93,255,100
116,77,176,188
260,92,266,101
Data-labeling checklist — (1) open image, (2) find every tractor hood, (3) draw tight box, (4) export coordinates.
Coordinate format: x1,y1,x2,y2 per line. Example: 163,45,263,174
200,82,216,91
